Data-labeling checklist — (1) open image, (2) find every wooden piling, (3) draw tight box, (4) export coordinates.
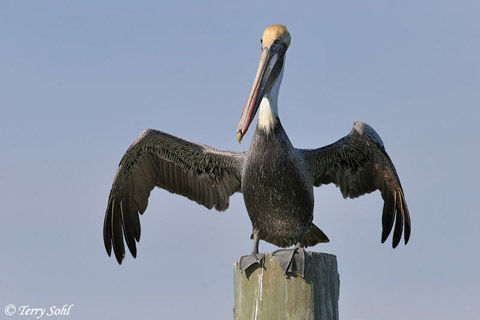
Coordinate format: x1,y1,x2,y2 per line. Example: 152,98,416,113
233,252,339,320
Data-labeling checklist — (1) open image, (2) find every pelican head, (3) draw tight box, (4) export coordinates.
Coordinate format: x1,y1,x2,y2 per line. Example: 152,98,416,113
237,25,291,142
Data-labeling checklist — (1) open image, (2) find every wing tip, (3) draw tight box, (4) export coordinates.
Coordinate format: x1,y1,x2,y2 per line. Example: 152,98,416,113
392,237,400,249
115,253,125,265
104,241,112,257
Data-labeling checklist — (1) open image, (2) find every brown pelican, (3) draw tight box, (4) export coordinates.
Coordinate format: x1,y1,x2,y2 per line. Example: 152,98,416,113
103,25,410,276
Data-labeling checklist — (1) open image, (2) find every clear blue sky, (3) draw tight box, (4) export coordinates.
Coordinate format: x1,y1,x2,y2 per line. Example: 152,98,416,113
1,1,479,319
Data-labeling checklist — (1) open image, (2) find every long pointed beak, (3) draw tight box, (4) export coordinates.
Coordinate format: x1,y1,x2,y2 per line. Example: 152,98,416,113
237,48,270,142
237,45,285,142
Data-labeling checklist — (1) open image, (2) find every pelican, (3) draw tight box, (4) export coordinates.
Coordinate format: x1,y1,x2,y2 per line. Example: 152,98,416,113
104,25,410,276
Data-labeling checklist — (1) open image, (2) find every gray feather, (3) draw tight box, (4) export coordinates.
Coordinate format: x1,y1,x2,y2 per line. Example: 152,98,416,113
298,122,411,247
104,129,246,263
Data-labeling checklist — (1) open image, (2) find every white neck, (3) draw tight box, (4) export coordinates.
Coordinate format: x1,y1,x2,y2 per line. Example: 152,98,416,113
257,58,285,133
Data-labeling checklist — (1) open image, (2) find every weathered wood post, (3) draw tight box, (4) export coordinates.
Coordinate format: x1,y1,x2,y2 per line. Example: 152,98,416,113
234,252,339,320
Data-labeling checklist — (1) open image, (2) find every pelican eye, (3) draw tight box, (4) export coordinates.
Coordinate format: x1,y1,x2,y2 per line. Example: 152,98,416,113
274,38,281,45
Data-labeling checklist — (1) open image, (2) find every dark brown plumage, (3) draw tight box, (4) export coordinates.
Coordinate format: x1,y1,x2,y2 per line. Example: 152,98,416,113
103,121,410,263
299,121,410,248
103,25,410,269
104,129,246,263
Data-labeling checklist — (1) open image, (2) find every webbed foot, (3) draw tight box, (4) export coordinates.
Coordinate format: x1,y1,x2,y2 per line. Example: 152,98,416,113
272,246,305,277
239,252,265,271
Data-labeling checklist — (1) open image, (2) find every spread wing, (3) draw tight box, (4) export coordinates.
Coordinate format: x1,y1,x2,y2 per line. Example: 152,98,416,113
104,129,246,263
298,122,411,247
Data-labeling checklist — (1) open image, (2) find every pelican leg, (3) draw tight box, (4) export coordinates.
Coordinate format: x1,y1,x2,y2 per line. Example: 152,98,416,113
239,232,265,271
272,242,305,277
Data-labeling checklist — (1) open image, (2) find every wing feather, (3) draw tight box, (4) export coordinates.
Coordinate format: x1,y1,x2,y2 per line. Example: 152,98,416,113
298,122,411,247
104,129,246,263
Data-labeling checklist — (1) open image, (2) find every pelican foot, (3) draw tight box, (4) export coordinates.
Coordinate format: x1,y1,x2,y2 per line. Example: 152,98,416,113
239,253,265,271
272,247,305,277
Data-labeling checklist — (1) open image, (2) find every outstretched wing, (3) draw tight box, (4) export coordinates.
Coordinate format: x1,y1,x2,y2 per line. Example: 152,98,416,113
298,122,411,247
104,129,246,263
